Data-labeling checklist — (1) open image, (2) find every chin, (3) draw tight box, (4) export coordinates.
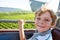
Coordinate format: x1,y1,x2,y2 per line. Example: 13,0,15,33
37,28,47,33
37,29,44,32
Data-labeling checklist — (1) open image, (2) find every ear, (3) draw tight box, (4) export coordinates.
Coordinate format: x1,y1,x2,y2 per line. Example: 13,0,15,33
51,22,56,28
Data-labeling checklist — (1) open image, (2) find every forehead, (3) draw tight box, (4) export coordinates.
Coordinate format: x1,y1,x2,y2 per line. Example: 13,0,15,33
36,12,52,19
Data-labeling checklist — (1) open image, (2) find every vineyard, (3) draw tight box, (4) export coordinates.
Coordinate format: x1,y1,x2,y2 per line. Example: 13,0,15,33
0,11,36,29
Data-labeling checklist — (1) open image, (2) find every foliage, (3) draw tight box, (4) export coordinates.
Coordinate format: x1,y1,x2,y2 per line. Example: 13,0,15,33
0,11,36,29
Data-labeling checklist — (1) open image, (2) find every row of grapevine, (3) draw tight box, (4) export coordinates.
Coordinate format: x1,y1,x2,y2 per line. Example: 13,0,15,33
0,11,35,29
0,22,35,29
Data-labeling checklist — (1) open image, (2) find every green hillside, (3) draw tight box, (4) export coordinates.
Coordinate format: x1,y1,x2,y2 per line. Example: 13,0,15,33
0,11,36,29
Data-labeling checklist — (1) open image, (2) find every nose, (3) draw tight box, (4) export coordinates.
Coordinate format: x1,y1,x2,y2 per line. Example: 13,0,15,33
39,20,44,24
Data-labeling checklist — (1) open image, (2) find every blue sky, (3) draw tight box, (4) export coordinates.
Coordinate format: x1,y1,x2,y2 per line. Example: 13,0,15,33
0,0,31,11
0,0,47,11
0,0,59,12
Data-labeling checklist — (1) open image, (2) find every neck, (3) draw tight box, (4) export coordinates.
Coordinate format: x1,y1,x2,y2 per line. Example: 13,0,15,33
38,29,51,36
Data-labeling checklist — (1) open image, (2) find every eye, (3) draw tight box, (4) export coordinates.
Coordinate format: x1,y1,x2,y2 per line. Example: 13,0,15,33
37,18,41,20
44,19,49,21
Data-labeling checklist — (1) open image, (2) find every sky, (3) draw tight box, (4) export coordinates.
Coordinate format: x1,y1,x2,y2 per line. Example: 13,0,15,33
0,0,31,11
0,0,49,11
0,0,59,12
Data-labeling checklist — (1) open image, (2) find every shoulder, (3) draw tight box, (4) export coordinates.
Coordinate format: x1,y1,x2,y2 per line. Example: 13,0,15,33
28,33,39,40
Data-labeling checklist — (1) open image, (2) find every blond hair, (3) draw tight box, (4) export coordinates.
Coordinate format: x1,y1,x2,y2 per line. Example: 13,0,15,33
35,4,57,26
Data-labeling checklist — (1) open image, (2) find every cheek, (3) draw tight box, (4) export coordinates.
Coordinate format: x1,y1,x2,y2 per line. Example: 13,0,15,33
35,19,40,23
45,22,52,28
35,20,39,27
35,20,38,24
35,20,40,26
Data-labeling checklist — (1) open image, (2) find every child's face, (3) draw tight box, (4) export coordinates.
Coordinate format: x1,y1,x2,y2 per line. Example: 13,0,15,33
35,12,52,33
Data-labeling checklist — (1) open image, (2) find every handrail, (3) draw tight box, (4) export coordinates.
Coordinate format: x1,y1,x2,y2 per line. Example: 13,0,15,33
0,19,34,23
0,29,36,32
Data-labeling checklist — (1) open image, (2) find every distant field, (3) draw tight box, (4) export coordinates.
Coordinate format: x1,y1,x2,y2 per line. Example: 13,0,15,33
0,11,36,29
0,12,34,20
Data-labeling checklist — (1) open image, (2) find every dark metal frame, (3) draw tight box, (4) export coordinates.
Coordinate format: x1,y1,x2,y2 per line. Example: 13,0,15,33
0,19,34,23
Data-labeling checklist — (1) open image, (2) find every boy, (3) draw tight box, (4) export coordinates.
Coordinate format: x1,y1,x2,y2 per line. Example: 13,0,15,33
18,4,57,40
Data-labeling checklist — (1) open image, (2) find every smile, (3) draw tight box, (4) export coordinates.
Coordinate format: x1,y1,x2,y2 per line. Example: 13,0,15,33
37,25,45,28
